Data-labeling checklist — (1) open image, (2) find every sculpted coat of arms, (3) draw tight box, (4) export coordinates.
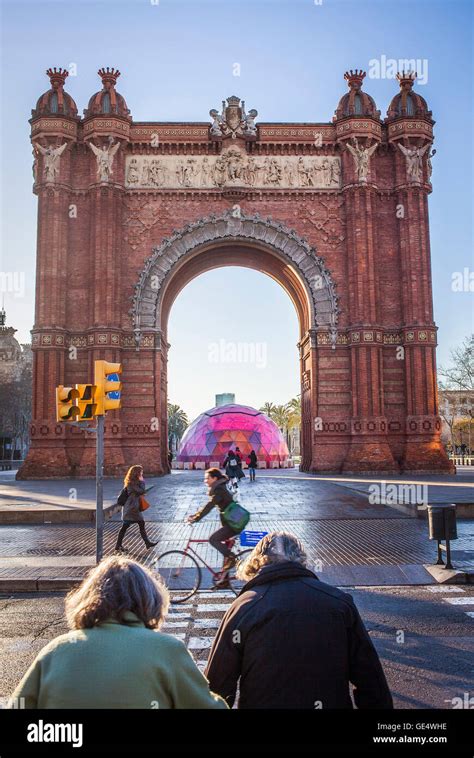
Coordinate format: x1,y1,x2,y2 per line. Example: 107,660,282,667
209,95,258,139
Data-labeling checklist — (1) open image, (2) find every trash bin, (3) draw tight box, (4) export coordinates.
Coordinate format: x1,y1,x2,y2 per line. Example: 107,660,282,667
427,504,457,541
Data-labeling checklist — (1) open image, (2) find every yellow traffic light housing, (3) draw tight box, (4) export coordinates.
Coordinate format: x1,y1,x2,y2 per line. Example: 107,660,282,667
76,384,97,420
56,386,80,422
94,360,122,415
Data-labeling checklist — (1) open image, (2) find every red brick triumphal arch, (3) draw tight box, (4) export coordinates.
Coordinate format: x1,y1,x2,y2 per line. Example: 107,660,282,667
19,67,453,478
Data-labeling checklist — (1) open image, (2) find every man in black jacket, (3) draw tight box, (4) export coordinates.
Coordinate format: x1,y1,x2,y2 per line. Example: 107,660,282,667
205,531,393,709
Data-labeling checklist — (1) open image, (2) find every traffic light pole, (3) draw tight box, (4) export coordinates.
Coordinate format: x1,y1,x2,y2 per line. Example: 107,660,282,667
56,360,122,565
96,414,105,563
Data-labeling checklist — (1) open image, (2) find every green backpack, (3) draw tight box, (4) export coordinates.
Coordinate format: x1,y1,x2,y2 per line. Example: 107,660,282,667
222,501,250,532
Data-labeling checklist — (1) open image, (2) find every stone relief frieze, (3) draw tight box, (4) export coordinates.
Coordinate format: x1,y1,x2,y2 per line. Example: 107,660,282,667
125,148,341,190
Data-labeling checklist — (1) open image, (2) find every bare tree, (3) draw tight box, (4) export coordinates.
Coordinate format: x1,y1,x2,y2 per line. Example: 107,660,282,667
438,335,474,391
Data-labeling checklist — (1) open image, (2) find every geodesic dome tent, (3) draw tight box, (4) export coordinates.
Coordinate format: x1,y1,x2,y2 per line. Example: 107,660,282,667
177,404,289,466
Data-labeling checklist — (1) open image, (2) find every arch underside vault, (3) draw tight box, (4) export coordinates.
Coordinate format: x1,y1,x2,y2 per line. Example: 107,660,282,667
131,211,340,346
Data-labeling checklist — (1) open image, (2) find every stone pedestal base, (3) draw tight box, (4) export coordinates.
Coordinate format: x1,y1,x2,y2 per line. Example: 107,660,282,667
341,439,400,474
402,440,455,474
16,445,73,479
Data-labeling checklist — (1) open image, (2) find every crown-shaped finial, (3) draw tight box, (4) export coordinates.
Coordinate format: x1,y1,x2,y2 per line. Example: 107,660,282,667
46,68,68,89
98,67,121,88
396,70,417,89
344,70,366,89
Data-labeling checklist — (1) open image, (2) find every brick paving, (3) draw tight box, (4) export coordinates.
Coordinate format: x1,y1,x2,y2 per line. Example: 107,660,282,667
0,472,472,584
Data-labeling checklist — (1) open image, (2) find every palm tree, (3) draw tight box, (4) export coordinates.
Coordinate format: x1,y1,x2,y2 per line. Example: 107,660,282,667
260,402,277,418
272,404,291,437
287,395,301,455
167,403,189,452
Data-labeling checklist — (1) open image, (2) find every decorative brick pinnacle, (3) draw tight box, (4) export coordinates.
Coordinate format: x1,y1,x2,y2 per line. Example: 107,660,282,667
46,67,68,89
397,70,417,89
98,67,121,88
344,70,366,90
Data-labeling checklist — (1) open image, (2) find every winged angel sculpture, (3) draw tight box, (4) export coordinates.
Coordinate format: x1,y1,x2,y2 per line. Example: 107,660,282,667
88,137,120,182
346,138,378,183
34,142,68,182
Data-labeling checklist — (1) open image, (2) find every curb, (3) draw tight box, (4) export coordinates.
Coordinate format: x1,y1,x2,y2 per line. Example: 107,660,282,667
0,577,83,592
0,503,120,526
1,567,473,593
423,564,474,584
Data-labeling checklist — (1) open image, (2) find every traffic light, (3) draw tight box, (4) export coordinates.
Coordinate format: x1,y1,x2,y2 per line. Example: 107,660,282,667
56,386,80,422
76,384,97,420
94,360,122,415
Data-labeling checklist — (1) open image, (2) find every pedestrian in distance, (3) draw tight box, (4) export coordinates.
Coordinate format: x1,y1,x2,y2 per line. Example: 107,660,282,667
205,531,393,709
234,447,246,481
7,556,228,709
247,449,257,481
222,449,241,489
114,464,157,552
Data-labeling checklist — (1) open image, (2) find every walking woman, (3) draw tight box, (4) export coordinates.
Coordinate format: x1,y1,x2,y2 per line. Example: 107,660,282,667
114,465,157,552
8,556,228,709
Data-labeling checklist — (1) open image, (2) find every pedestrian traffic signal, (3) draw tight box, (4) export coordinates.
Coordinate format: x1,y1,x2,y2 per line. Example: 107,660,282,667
94,360,122,415
55,386,80,422
75,384,97,420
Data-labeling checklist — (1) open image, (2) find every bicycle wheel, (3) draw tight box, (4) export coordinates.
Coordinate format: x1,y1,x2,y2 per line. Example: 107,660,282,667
153,550,201,603
228,549,252,595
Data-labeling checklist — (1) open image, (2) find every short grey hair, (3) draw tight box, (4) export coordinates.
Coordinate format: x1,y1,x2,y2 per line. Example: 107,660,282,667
65,555,169,630
236,531,308,581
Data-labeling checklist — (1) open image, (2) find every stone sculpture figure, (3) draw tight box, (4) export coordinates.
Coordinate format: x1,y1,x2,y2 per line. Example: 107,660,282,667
330,159,341,186
34,141,68,182
200,157,212,186
246,157,258,186
297,157,312,187
127,158,140,186
345,138,378,183
427,147,436,182
209,108,224,137
141,159,150,185
321,159,332,187
242,106,258,136
88,137,120,182
283,159,295,187
398,142,430,183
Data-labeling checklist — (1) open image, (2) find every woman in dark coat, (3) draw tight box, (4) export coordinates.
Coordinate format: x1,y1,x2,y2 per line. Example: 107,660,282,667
205,531,393,709
114,465,157,552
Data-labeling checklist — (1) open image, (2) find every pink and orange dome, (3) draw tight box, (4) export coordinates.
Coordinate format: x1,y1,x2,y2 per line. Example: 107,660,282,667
177,403,289,465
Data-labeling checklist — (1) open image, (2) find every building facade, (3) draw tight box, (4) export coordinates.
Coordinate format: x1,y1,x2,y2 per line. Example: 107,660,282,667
18,67,452,478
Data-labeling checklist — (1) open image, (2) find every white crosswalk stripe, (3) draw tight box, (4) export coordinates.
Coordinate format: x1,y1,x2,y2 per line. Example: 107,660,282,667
198,591,235,599
443,597,474,605
195,603,229,613
188,637,214,650
425,586,465,593
193,618,220,629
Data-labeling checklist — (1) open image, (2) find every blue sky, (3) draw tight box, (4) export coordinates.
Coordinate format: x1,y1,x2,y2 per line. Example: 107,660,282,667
1,0,472,421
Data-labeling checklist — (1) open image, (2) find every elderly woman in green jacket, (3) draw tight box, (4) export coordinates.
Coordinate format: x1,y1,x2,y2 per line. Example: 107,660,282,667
7,556,227,710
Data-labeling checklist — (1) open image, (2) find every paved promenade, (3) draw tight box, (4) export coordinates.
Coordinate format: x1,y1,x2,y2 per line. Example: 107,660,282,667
0,470,472,588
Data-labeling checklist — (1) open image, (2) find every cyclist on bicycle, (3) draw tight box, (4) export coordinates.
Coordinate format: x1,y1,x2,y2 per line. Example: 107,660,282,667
187,467,241,588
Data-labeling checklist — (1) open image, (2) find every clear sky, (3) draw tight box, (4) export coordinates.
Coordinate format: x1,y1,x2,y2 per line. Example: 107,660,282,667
1,0,472,421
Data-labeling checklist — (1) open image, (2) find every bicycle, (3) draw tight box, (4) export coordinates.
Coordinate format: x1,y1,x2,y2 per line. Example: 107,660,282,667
152,524,252,603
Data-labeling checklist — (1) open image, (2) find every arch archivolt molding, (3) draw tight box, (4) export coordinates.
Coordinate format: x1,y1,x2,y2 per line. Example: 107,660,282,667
130,211,339,348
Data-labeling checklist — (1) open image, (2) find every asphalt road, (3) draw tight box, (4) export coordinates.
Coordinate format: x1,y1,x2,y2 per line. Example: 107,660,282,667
0,585,473,710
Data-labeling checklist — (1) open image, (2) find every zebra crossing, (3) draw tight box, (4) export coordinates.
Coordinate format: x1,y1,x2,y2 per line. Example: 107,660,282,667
161,590,235,671
424,585,474,620
160,585,474,674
